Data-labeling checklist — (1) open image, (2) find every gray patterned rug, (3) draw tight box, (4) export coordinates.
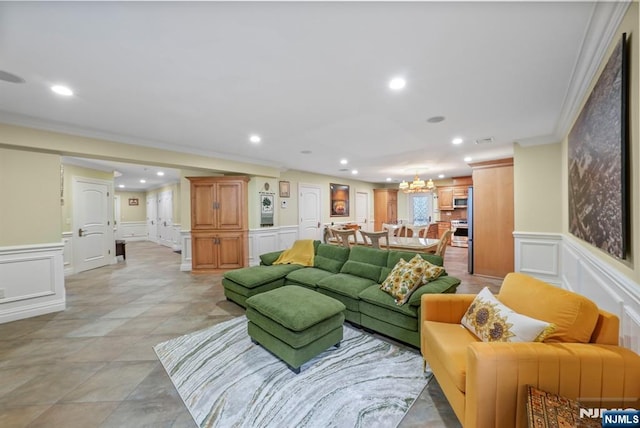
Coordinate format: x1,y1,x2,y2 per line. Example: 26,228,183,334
154,316,430,428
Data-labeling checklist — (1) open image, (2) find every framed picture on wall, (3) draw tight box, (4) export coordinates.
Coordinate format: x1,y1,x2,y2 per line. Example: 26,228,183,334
128,198,139,206
279,181,290,198
330,183,349,217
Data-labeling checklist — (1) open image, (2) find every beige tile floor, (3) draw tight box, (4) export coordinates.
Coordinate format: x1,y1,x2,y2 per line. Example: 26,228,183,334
0,241,502,428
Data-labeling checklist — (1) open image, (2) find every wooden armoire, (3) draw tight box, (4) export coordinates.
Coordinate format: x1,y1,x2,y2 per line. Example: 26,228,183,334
373,189,398,231
469,158,514,278
188,176,249,272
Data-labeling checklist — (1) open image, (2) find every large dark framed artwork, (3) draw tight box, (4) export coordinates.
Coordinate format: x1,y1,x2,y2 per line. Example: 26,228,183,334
568,33,628,259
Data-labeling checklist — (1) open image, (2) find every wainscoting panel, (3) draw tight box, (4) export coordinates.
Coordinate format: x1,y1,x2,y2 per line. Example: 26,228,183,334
278,225,299,250
248,229,279,266
118,221,147,241
516,231,640,353
172,224,182,252
0,243,65,323
62,231,73,276
514,232,562,285
180,231,192,272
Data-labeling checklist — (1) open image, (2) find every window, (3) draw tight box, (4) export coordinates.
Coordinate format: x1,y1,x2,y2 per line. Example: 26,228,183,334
408,193,433,225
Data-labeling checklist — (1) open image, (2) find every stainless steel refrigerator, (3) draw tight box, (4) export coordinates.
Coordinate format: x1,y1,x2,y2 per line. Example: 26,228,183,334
467,186,474,273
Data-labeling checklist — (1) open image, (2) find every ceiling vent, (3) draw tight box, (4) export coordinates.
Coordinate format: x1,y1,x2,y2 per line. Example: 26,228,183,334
475,137,494,145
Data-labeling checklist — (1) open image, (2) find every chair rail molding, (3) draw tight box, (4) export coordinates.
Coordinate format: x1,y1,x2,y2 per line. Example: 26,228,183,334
0,242,65,324
515,231,640,353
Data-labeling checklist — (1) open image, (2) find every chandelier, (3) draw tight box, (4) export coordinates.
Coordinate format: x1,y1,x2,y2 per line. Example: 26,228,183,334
399,174,435,193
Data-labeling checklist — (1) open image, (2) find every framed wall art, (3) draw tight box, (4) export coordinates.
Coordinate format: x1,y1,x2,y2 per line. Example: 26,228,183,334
568,33,629,259
330,183,349,217
128,198,139,206
279,181,290,198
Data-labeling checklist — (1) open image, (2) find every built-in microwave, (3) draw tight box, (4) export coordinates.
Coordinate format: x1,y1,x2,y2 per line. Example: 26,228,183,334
453,197,467,208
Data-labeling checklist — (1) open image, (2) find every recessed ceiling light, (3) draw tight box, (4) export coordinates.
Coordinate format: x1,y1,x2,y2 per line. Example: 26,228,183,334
464,157,473,162
386,178,392,182
452,137,463,145
140,179,146,183
157,171,165,176
426,116,445,123
51,85,73,96
249,135,261,144
340,159,348,165
351,170,358,175
389,77,406,90
438,174,445,179
118,184,125,188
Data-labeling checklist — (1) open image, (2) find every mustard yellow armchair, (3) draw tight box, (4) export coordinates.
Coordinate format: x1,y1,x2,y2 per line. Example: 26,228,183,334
421,273,640,428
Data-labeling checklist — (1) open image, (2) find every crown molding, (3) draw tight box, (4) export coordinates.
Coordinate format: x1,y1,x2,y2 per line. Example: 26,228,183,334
554,0,631,141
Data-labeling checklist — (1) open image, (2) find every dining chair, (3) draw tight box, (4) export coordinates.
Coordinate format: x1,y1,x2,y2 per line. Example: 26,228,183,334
359,230,389,249
331,228,357,248
435,229,454,258
423,223,439,238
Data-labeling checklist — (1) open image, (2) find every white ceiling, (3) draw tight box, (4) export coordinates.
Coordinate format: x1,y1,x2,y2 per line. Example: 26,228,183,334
0,1,629,184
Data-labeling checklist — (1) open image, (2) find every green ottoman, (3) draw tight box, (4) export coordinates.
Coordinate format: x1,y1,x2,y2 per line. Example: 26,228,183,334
245,285,346,373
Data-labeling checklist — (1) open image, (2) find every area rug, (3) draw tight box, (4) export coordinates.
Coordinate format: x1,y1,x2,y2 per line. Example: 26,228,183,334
154,316,430,428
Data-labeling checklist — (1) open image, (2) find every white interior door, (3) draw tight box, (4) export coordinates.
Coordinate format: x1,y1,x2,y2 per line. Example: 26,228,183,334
298,183,321,240
157,190,173,247
73,177,113,273
355,190,369,231
147,195,158,243
114,195,122,240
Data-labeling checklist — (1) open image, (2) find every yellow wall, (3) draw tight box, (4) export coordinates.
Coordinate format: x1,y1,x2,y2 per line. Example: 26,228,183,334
277,170,377,227
116,191,147,222
0,148,61,246
61,164,113,232
513,142,562,233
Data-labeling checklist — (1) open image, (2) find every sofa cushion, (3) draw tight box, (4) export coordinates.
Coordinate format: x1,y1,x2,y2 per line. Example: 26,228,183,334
314,244,350,273
224,265,304,288
260,250,284,266
339,246,389,282
407,276,461,307
317,273,376,299
380,251,444,283
285,267,334,288
423,320,478,393
245,285,345,332
340,260,383,282
497,273,599,343
462,287,555,342
358,285,418,330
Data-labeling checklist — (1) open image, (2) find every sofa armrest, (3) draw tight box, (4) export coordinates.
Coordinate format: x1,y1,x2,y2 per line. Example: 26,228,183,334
465,342,640,428
420,293,476,323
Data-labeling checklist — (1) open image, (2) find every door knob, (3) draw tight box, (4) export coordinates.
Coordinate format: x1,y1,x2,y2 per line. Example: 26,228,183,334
78,228,85,237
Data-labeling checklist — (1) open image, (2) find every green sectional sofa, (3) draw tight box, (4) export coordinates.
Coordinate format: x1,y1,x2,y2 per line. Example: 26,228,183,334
222,242,461,347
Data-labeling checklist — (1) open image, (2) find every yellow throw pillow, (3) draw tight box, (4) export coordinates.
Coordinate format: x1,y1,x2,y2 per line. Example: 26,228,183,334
461,287,555,342
380,258,423,305
380,255,445,305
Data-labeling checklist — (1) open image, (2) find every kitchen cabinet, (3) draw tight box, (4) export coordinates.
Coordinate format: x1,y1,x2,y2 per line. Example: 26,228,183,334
453,186,469,197
189,176,249,272
470,158,514,278
437,188,454,211
373,189,398,231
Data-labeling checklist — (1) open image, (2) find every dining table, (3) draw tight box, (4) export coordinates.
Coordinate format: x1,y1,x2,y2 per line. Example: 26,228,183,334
328,233,440,253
